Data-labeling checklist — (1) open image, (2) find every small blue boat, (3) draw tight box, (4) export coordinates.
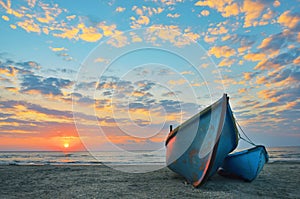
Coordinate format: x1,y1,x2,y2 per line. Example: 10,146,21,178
165,94,239,187
218,145,269,182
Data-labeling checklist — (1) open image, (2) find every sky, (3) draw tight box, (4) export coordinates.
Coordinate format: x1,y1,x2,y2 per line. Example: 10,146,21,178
0,0,299,151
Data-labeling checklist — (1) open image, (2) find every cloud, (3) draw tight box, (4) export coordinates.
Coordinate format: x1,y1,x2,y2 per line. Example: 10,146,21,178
238,88,247,93
278,11,300,29
218,58,235,67
0,0,24,18
17,19,41,33
273,0,280,7
204,35,217,43
256,67,300,86
209,46,236,58
16,61,40,70
106,30,128,47
27,0,36,8
20,74,73,97
195,0,241,17
98,23,117,36
134,80,156,92
243,71,260,81
208,26,228,35
130,15,150,28
255,48,299,70
180,71,194,75
200,10,210,16
0,65,17,77
49,47,67,52
52,27,80,40
222,2,240,17
242,0,265,27
146,25,200,46
167,13,180,18
168,79,186,85
244,52,266,62
78,23,103,42
115,6,126,12
2,15,9,21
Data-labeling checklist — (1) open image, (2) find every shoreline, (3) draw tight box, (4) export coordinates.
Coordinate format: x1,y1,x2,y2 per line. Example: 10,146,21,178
1,162,299,198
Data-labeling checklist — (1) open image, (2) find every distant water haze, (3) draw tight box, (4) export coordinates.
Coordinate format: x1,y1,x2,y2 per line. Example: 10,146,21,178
0,146,299,166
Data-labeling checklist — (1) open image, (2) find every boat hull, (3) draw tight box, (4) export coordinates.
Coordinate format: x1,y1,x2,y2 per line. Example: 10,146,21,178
165,94,238,187
218,145,269,182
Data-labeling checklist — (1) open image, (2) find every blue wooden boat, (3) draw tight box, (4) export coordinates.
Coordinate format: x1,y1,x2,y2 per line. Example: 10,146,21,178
165,94,239,187
218,145,269,182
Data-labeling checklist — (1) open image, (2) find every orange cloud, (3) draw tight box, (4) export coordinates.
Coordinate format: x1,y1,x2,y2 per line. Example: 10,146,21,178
52,27,79,39
0,66,17,77
183,29,200,41
115,6,126,12
147,25,181,44
131,15,150,28
278,11,300,29
181,71,194,75
208,26,228,35
256,76,267,84
244,52,266,62
238,46,250,53
0,0,24,18
94,57,109,63
27,0,37,8
254,54,280,70
221,34,231,41
293,56,300,64
2,15,9,21
204,35,217,43
10,24,16,29
106,30,128,48
200,10,210,16
273,0,280,7
146,25,200,47
209,46,236,58
66,15,76,20
285,101,297,109
195,0,240,17
262,10,274,20
78,23,103,42
218,58,235,67
168,79,186,85
258,89,280,102
98,23,117,37
49,47,67,52
242,0,265,27
167,13,180,18
244,72,252,81
17,19,40,33
215,76,246,87
238,88,247,93
36,13,55,24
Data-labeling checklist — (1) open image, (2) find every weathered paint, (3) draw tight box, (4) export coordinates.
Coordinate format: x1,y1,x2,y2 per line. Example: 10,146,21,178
218,145,269,182
165,94,239,187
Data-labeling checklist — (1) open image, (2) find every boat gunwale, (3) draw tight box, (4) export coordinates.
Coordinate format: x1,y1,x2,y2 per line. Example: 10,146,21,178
165,95,225,146
227,145,269,163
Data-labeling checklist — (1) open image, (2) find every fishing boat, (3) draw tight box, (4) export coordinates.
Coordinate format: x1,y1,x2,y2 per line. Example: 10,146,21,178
165,94,239,187
218,145,269,182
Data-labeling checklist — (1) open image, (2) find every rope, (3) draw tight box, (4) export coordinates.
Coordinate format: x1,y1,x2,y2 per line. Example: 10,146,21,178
236,120,257,146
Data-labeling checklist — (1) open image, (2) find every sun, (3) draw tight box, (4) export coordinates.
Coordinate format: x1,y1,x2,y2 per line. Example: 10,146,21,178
63,143,69,148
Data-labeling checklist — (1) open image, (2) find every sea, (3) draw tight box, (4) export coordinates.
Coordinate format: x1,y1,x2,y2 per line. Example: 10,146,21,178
0,146,299,166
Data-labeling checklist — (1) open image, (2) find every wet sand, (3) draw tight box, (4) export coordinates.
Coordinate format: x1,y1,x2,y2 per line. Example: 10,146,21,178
0,162,299,198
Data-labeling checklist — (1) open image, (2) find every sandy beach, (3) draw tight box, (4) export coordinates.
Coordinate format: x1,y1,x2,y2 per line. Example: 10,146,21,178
1,162,299,199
